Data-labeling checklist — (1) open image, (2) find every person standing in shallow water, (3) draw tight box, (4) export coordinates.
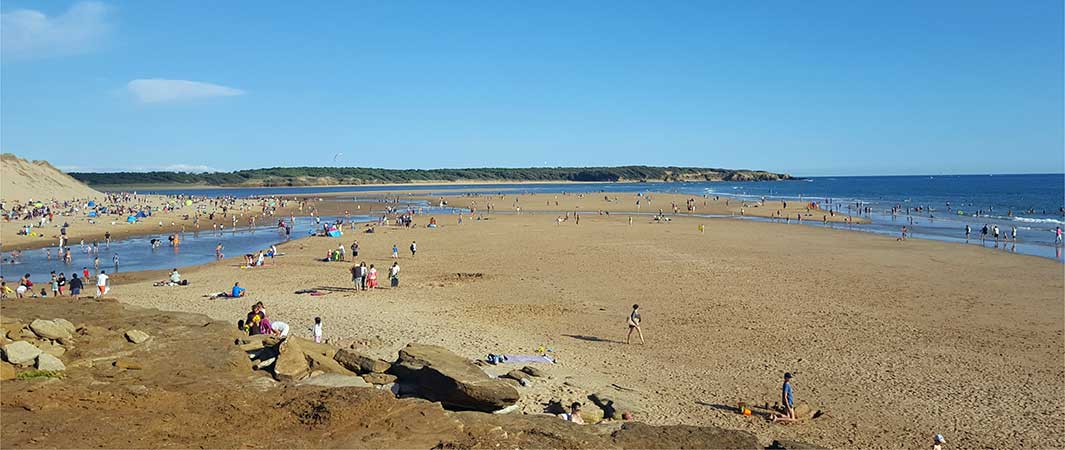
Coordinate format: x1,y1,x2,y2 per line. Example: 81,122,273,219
626,304,644,344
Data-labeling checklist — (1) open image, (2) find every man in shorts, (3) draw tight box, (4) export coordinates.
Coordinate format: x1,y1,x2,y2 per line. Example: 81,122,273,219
96,270,109,297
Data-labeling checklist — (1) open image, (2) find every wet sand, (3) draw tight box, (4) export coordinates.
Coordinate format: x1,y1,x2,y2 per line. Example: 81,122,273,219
431,191,866,224
107,207,1064,448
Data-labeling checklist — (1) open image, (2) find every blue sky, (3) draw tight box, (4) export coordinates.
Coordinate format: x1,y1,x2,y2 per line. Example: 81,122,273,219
1,1,1062,176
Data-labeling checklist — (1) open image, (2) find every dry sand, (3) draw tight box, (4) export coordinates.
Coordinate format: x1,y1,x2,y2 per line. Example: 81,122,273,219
108,208,1064,448
1,153,102,202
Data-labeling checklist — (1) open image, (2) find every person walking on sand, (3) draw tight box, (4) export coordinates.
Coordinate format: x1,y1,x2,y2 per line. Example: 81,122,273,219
410,241,417,257
389,262,400,288
367,264,379,289
772,373,798,423
392,244,399,259
964,225,970,241
95,270,109,297
351,241,359,259
626,304,644,344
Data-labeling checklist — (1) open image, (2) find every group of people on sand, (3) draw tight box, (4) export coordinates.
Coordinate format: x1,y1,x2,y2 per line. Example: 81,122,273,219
1,270,108,299
240,301,323,343
350,261,400,290
245,245,277,267
153,268,187,287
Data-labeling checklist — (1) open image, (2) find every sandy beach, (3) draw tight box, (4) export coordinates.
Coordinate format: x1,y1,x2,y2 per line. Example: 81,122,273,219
105,206,1064,448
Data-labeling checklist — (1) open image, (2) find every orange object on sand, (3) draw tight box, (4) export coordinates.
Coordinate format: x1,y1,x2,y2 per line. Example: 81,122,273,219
743,408,752,416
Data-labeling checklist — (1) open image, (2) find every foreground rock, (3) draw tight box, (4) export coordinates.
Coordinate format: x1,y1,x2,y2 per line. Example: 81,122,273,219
273,339,311,381
296,373,372,388
30,319,72,340
390,343,519,412
1,361,15,380
35,353,65,371
2,341,42,366
333,348,390,374
125,329,151,344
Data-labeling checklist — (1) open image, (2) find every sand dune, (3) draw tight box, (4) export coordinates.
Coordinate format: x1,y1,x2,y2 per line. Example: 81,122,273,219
0,153,102,202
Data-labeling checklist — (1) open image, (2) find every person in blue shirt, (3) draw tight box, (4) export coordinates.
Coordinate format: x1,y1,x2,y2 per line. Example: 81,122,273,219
773,372,798,423
231,282,246,298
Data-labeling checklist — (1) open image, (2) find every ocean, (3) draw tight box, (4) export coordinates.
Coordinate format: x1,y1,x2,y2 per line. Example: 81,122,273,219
119,173,1065,261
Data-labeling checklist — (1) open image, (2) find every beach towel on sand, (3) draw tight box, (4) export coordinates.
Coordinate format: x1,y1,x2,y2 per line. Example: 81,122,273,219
500,354,555,364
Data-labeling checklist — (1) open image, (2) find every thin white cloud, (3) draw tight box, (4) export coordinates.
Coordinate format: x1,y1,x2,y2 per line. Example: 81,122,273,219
59,164,220,173
158,164,218,173
1,1,111,61
126,78,245,104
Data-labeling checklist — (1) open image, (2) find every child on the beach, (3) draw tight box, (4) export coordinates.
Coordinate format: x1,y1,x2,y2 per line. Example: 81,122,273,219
312,317,323,343
627,304,644,344
772,372,798,423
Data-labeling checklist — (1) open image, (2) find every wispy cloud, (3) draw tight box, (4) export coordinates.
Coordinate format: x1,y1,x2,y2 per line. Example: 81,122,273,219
59,163,220,173
127,79,245,104
1,1,111,61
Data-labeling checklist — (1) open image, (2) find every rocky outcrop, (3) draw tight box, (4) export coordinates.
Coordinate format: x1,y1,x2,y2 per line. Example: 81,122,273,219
334,348,390,374
361,373,398,385
296,373,372,388
610,422,760,449
390,343,519,412
273,339,312,382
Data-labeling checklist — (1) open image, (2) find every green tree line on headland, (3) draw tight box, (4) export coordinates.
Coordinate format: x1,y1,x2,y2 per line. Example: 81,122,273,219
69,166,794,187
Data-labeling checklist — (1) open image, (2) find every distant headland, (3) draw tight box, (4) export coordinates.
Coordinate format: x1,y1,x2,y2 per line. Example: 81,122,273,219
69,166,795,187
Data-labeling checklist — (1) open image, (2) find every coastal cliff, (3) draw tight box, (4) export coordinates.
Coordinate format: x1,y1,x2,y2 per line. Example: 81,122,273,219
69,166,795,187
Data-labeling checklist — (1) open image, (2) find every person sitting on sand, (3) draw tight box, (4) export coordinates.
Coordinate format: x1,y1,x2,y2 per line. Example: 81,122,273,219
771,373,798,423
627,304,644,344
244,303,267,335
559,402,585,424
154,268,184,286
231,282,246,298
